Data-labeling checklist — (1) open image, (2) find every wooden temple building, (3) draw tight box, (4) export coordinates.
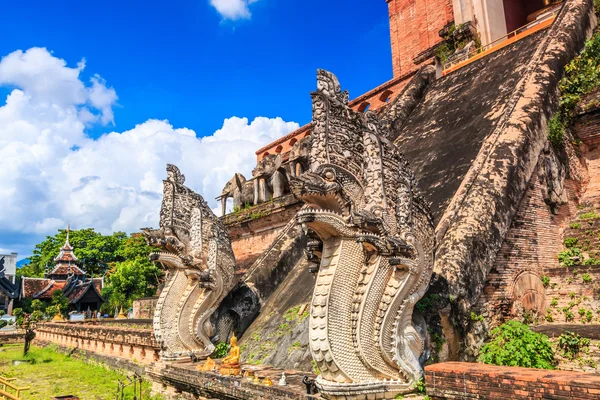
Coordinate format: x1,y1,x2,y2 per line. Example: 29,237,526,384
20,231,104,312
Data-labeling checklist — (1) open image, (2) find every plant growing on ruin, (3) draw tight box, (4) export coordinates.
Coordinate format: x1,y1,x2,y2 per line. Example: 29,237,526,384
582,273,592,283
541,275,550,287
557,332,590,359
583,257,600,265
558,248,582,267
479,320,555,369
470,311,484,322
567,277,573,284
551,298,559,307
413,378,426,394
311,359,320,374
549,31,600,148
416,293,441,313
570,222,581,229
212,342,229,359
564,237,579,248
545,310,553,323
565,310,575,322
548,115,565,148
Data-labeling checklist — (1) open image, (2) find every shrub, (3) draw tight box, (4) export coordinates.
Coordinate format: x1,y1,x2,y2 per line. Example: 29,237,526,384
541,275,550,287
564,237,579,248
582,273,592,283
45,305,60,319
548,114,565,148
579,211,600,220
565,310,575,321
558,248,582,267
0,320,7,329
557,331,590,359
550,298,559,307
583,257,600,265
478,320,555,369
570,222,581,229
549,31,600,149
212,342,229,359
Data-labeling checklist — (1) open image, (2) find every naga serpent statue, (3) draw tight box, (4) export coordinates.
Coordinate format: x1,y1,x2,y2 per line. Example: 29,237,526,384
143,164,236,360
290,70,435,399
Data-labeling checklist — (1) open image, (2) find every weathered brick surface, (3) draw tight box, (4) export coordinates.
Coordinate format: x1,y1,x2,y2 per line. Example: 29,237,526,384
132,297,158,319
35,322,159,364
148,362,312,400
0,332,23,344
387,0,453,78
576,112,600,149
477,169,580,325
425,362,600,400
224,194,302,276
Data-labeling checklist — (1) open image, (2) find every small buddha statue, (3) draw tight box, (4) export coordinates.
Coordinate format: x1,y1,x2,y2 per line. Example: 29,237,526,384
198,357,216,372
220,334,242,376
252,374,261,385
278,372,287,386
263,376,273,386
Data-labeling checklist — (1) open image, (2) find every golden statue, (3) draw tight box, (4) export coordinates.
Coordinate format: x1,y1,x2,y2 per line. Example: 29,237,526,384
219,334,241,376
263,376,273,386
198,357,216,372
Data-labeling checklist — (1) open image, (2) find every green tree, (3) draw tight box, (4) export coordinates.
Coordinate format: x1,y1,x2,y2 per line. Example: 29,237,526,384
31,299,45,313
21,228,127,278
103,258,162,310
478,320,555,369
51,290,70,315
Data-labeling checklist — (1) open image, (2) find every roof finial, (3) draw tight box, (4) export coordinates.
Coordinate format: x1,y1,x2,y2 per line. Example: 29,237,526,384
65,222,71,247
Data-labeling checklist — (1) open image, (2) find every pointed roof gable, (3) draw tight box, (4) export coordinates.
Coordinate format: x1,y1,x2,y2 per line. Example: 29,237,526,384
53,226,79,263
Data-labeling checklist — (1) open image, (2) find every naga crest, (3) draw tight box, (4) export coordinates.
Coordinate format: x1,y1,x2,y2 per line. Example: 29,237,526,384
143,164,236,360
290,70,435,399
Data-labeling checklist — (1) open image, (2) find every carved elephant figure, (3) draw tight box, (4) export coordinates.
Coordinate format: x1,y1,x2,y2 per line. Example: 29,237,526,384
287,136,312,177
252,153,288,204
220,173,254,215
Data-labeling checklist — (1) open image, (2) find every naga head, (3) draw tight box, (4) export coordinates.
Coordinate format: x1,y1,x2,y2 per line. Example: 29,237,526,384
142,164,216,273
144,164,236,360
293,70,435,397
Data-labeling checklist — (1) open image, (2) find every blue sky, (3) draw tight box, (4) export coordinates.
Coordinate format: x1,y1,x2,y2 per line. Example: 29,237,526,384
0,0,394,260
0,0,392,138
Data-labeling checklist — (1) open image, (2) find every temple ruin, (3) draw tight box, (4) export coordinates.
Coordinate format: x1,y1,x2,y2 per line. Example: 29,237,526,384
31,0,600,399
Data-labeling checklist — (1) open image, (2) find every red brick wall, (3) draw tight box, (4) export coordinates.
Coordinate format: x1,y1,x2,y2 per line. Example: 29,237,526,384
225,195,303,275
477,167,580,324
576,112,600,149
425,362,600,399
387,0,454,78
35,322,159,364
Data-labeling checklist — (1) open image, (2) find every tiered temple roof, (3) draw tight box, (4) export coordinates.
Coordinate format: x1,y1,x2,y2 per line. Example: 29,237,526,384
21,228,103,306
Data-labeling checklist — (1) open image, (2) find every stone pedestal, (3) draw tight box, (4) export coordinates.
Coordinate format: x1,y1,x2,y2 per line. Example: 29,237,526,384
219,364,241,376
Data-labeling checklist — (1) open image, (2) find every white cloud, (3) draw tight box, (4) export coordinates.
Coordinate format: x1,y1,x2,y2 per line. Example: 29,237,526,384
0,47,299,255
209,0,259,21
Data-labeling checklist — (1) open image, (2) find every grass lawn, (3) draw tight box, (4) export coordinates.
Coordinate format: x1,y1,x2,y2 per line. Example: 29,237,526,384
0,344,161,399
